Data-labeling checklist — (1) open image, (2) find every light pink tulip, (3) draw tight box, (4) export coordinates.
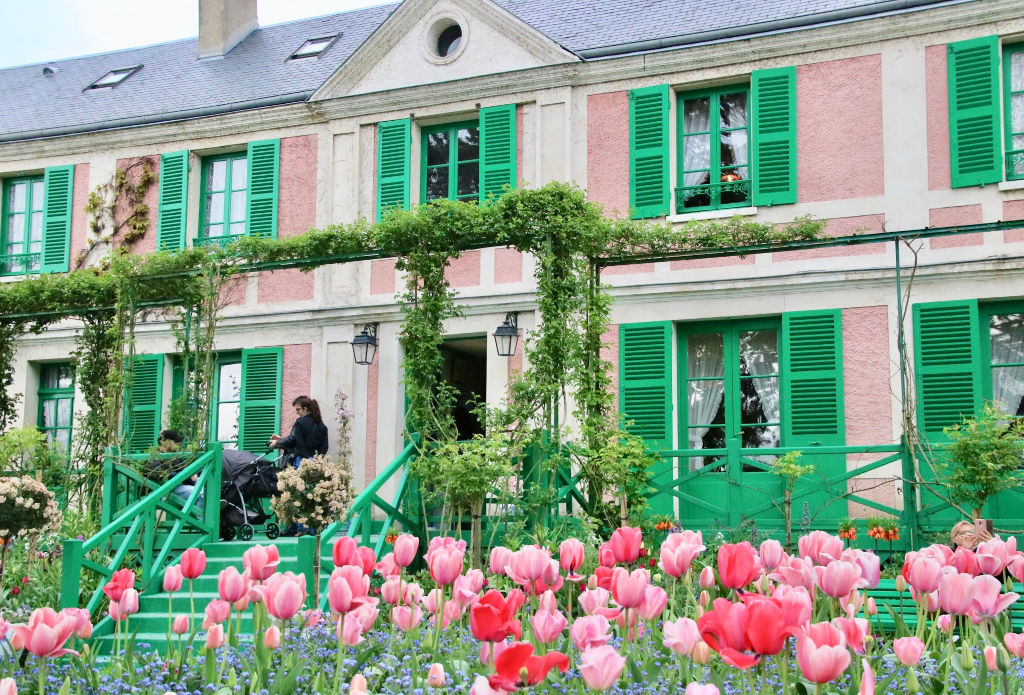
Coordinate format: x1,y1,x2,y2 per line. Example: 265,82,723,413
59,608,92,640
816,560,865,598
908,557,942,594
217,567,250,604
118,588,139,616
428,547,464,586
263,625,281,649
489,546,513,576
770,556,817,593
421,588,443,614
1008,554,1024,583
203,599,231,629
985,645,998,671
426,536,467,560
937,571,974,615
832,617,868,655
579,588,611,615
427,663,446,688
684,684,720,695
172,615,189,635
350,674,369,695
580,644,626,690
663,617,701,657
479,639,510,666
848,550,880,589
1004,631,1024,658
951,548,980,576
859,659,874,695
204,624,225,649
339,612,364,646
263,572,306,621
0,678,15,695
798,531,844,566
11,608,77,658
611,567,649,609
163,564,183,593
759,539,785,570
660,542,703,578
936,613,954,632
571,614,612,651
393,534,419,568
392,605,423,632
329,565,370,614
375,552,399,577
453,572,484,608
243,544,280,582
699,566,715,588
638,585,668,621
532,609,567,644
969,574,1020,620
507,546,551,583
795,622,850,683
892,636,924,666
470,675,504,695
381,576,403,605
772,584,813,629
559,538,585,574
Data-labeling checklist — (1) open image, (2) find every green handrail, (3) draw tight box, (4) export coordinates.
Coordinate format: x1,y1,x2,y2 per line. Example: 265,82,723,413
60,445,223,614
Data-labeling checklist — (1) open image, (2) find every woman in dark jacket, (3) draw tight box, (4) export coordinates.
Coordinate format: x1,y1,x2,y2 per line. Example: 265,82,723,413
269,395,329,467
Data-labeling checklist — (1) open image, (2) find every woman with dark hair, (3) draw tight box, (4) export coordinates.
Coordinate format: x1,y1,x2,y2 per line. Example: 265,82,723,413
269,395,329,467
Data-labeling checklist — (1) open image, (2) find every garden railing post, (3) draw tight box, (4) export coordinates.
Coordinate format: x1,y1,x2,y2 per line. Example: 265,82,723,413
203,444,223,539
296,534,317,608
101,449,115,527
727,437,742,527
900,435,920,549
59,538,84,609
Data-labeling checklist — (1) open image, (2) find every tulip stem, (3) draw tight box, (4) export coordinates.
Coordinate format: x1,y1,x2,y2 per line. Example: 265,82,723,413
37,659,47,695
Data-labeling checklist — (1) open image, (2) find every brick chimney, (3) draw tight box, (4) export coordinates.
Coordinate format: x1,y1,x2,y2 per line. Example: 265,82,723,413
198,0,257,59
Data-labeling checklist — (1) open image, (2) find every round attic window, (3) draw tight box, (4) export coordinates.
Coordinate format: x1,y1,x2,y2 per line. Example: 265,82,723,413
424,16,468,64
436,24,462,58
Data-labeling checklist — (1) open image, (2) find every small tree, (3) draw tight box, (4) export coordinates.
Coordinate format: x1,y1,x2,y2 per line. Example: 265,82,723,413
770,450,815,550
0,475,62,586
943,402,1024,520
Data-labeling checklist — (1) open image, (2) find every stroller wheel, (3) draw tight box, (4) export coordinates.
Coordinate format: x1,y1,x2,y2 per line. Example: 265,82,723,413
266,522,280,540
221,525,236,541
239,524,254,541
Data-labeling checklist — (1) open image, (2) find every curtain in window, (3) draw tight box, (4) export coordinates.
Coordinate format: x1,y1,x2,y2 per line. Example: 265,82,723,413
683,98,711,187
1011,52,1024,177
991,314,1024,415
741,330,780,461
720,93,749,180
687,333,724,449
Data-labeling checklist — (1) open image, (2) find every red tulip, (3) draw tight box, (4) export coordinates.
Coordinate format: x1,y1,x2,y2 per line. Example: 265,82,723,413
608,526,643,564
102,568,136,602
243,544,280,582
394,534,419,568
488,642,569,691
180,548,207,579
579,644,626,691
469,589,524,642
717,542,761,590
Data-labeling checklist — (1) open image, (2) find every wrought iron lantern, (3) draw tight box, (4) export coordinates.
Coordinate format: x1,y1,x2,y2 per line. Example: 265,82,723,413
492,312,519,357
352,323,378,365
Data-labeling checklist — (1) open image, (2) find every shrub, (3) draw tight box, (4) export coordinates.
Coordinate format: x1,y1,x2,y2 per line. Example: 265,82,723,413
943,402,1024,519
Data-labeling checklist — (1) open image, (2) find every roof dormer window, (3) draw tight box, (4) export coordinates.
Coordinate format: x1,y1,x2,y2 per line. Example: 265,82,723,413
290,34,339,60
87,65,141,90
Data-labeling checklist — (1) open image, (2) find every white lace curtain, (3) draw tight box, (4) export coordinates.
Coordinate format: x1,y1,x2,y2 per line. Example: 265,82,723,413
991,314,1024,415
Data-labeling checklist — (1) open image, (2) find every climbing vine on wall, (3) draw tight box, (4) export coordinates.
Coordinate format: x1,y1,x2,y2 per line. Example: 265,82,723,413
79,157,156,269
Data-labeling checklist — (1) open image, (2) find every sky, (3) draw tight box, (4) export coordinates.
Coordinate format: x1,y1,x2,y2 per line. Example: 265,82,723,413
0,0,393,69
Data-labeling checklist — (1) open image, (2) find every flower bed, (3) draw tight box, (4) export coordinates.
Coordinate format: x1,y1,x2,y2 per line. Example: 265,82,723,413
2,528,1024,694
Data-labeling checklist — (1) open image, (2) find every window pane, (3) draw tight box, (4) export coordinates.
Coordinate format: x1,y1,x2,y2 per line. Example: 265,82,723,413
683,97,710,133
208,160,227,191
689,427,725,453
742,424,780,449
688,333,724,377
205,223,224,238
739,330,778,374
206,193,225,224
719,92,748,128
741,377,780,424
457,162,479,198
688,380,725,426
683,135,711,173
990,314,1024,365
457,127,479,161
1012,50,1024,92
7,215,24,242
426,166,449,201
721,129,749,168
57,365,74,388
230,222,246,236
31,181,44,210
426,132,450,166
230,191,246,223
30,212,42,241
231,158,248,190
9,182,26,212
56,398,72,428
219,362,242,401
41,399,55,428
217,403,240,442
55,430,71,454
992,367,1024,416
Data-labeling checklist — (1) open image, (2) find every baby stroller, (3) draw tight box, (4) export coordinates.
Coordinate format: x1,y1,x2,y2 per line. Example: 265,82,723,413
220,448,283,541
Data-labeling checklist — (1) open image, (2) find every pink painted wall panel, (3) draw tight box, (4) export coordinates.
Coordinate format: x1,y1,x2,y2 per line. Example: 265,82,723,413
1002,200,1024,243
842,306,893,446
925,44,951,191
602,262,654,276
115,156,159,256
364,358,380,481
929,205,983,248
219,275,246,306
506,329,523,382
772,214,887,262
371,258,396,295
797,55,884,202
494,247,523,284
280,343,312,436
586,91,630,218
671,255,756,271
70,163,90,268
447,249,481,288
257,135,317,303
601,324,619,403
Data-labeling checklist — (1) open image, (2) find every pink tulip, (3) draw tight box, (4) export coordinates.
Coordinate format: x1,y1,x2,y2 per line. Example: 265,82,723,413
1008,554,1024,583
404,582,424,606
598,544,615,567
799,531,844,566
609,526,643,564
217,567,250,604
243,544,280,581
579,588,611,616
479,639,511,666
638,585,668,621
203,599,231,629
421,588,443,614
976,537,1016,575
108,601,125,623
507,546,551,583
698,566,715,588
263,572,306,621
717,542,761,590
865,597,877,615
470,675,503,695
893,636,924,666
329,565,370,614
772,584,813,629
426,536,467,559
11,608,77,658
375,552,399,577
663,617,701,657
441,600,462,628
951,548,980,576
571,614,612,651
392,605,423,632
204,623,225,649
59,608,92,640
684,685,720,695
795,622,850,683
163,564,183,593
660,535,705,578
427,663,446,688
179,548,207,579
393,534,419,568
759,539,785,571
428,547,464,586
936,613,953,632
333,537,359,567
350,674,369,695
816,560,866,598
102,568,136,602
848,550,880,589
118,588,139,616
580,644,626,690
486,547,511,577
531,609,567,644
985,645,999,671
859,659,875,695
380,576,403,605
339,612,364,646
611,567,649,609
354,546,376,576
263,625,281,649
559,538,585,575
1004,631,1024,658
172,615,189,635
770,556,816,593
937,571,974,615
969,574,1020,620
0,678,15,695
453,570,485,608
908,557,942,594
831,617,868,655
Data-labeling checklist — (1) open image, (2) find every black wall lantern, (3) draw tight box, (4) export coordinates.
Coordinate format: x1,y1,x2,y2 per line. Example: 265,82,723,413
492,312,519,357
352,323,378,365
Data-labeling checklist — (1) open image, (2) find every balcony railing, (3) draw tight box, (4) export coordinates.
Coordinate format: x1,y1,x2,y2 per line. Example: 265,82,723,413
674,178,751,213
1,252,41,275
194,234,245,249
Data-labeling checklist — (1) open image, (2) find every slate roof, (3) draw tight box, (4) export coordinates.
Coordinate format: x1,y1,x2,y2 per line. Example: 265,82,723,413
0,0,957,142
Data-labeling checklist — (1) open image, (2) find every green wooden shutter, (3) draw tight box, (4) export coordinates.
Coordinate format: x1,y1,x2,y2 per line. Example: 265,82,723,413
480,104,517,200
781,310,844,446
246,139,280,239
619,322,673,450
948,36,1002,188
376,119,411,222
629,85,670,219
40,165,74,273
752,67,797,206
913,300,982,438
123,354,164,453
157,151,189,251
238,347,282,453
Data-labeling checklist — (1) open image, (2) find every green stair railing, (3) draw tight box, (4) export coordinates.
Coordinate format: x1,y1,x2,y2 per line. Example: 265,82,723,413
60,445,223,614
